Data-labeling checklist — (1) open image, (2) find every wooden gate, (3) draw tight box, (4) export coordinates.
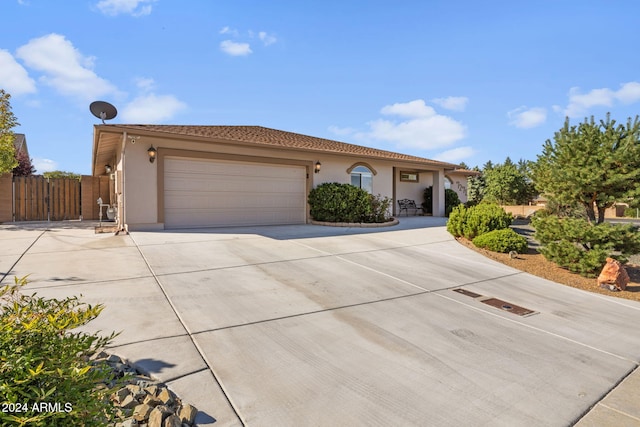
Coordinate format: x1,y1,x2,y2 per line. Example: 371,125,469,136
13,176,81,221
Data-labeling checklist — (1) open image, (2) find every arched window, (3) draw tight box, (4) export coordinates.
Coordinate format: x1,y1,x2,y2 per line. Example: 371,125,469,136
444,176,453,190
351,165,373,193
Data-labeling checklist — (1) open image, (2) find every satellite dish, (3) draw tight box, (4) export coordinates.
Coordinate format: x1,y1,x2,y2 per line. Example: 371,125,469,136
90,101,118,124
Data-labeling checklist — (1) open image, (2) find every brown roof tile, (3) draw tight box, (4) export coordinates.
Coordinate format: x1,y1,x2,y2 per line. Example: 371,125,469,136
105,124,460,169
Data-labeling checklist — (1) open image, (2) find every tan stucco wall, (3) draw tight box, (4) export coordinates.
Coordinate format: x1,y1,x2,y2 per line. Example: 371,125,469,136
113,133,450,229
395,170,432,212
312,157,392,196
447,173,470,204
123,139,158,228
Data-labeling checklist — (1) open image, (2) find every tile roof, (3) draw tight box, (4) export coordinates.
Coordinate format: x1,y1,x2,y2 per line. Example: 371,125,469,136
103,124,460,169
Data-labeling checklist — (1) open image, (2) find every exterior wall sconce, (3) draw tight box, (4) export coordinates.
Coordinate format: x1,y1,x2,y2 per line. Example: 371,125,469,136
148,145,157,163
105,164,112,174
314,161,321,173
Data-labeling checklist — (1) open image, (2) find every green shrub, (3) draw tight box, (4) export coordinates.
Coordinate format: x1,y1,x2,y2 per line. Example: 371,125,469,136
422,186,433,214
447,203,513,239
308,182,391,223
532,214,640,277
423,187,461,216
543,199,588,219
624,207,639,218
368,193,393,223
445,189,461,217
472,229,528,253
0,276,119,426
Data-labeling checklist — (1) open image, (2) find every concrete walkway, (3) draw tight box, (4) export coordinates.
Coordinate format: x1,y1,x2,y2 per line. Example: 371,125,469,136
1,218,640,426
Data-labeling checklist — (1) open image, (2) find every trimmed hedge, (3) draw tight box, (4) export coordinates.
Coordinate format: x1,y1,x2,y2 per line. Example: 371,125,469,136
472,228,528,253
308,182,391,223
446,203,513,239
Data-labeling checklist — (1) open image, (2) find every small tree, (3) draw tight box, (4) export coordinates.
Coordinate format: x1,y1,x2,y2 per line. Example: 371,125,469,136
0,89,19,174
532,114,640,223
484,158,534,205
12,148,35,176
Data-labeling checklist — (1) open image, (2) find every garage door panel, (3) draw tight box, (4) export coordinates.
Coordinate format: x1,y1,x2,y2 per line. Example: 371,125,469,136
165,192,306,209
165,174,305,193
164,157,306,228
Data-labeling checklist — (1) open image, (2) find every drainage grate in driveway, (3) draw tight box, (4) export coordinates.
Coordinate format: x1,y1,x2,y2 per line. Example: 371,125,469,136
481,298,536,316
453,288,483,298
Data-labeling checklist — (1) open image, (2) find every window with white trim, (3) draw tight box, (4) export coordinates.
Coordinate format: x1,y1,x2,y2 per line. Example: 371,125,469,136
350,165,373,193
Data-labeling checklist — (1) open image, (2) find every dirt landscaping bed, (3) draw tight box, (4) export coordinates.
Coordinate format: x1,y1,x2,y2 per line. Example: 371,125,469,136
456,237,640,302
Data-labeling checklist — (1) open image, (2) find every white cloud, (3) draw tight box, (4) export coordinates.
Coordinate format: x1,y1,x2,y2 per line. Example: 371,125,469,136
563,81,640,117
219,27,276,56
434,146,476,163
219,26,239,36
220,40,252,56
134,77,156,93
367,99,466,150
507,106,547,128
96,0,156,16
121,94,186,123
33,158,58,173
259,31,277,46
0,49,36,95
15,33,117,101
431,96,469,112
615,81,640,104
380,99,435,118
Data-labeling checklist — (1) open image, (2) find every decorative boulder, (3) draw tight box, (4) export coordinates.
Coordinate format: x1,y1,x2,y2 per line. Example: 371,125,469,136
597,257,630,291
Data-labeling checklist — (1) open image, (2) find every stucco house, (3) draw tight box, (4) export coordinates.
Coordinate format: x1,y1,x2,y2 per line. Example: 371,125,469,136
92,125,473,231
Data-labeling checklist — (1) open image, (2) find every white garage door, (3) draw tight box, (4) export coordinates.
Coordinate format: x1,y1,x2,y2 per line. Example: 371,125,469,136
164,157,307,228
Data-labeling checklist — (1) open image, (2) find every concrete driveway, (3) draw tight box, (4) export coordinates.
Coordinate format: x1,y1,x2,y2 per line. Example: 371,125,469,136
2,217,640,426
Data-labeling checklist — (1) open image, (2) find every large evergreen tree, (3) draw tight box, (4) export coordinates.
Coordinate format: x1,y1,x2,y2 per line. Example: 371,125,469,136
0,89,19,174
484,158,534,205
532,114,640,223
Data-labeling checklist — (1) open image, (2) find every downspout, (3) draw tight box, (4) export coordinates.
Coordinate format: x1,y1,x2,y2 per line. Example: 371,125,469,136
117,131,128,234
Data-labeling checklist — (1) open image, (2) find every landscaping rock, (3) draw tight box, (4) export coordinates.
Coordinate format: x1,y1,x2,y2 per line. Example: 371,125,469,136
133,403,154,421
92,351,200,426
148,405,173,427
163,414,183,427
597,257,630,291
143,393,163,407
112,386,131,405
120,394,140,410
178,404,198,424
158,387,176,406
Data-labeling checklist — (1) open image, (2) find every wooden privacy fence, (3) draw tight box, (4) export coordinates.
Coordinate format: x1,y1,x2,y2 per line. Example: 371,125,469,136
13,176,80,221
0,175,111,223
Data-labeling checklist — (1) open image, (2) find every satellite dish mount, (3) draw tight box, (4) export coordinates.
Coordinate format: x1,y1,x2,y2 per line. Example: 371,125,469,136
90,101,118,124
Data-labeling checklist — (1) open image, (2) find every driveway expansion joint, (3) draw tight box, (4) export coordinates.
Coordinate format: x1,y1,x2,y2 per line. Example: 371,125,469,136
129,233,246,426
0,229,47,284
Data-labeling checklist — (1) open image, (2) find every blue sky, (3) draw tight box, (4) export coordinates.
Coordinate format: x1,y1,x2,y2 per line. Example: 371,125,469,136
2,0,640,175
